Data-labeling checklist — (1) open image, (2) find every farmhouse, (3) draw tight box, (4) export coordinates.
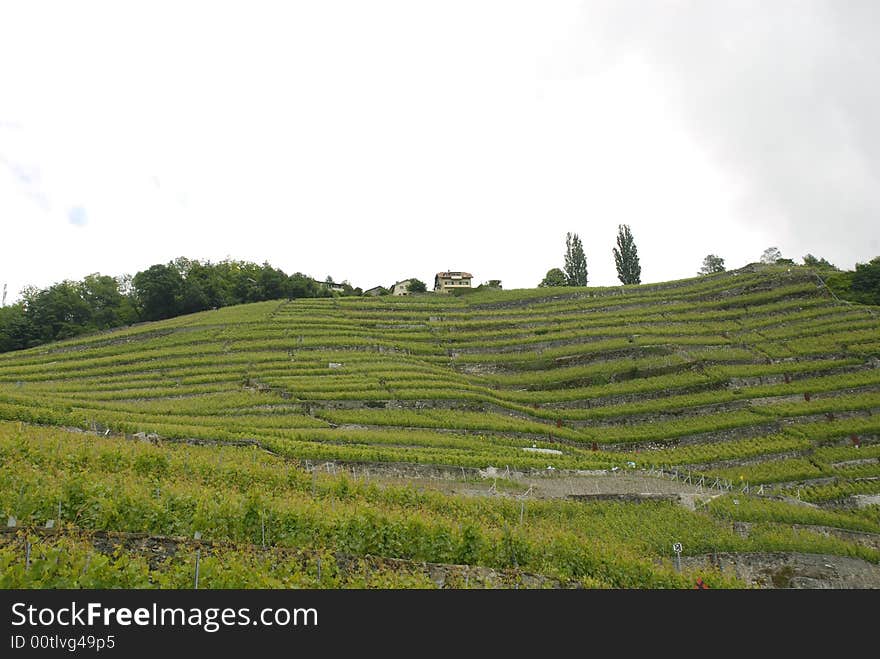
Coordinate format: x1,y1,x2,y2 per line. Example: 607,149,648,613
391,279,416,296
363,285,387,297
434,271,473,293
309,278,346,293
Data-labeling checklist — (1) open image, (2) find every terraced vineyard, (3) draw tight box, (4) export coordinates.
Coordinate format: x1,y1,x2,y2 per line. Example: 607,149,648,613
1,264,879,588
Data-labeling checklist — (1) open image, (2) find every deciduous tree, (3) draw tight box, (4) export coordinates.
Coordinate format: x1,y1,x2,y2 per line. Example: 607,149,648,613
539,268,566,287
699,254,725,275
564,233,588,286
132,264,184,321
760,247,782,264
802,254,837,270
612,224,641,285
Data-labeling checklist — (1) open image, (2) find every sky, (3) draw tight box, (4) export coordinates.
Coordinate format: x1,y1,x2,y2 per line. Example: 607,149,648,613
1,0,878,303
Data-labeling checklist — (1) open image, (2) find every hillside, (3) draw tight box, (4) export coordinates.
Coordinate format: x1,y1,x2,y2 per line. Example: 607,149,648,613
2,264,879,588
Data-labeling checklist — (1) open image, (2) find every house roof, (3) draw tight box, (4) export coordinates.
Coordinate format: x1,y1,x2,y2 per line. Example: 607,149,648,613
435,272,473,279
309,277,344,286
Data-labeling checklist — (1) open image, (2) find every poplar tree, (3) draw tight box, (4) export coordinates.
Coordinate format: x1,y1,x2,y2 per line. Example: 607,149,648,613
564,233,588,286
613,224,641,285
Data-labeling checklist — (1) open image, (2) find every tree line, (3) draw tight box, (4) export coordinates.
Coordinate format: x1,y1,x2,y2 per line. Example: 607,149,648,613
2,245,878,355
540,224,642,287
539,229,880,307
0,258,360,353
727,247,880,306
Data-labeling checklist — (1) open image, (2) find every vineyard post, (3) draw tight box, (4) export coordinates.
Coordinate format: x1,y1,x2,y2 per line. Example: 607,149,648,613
194,549,201,589
317,557,322,584
25,541,31,570
672,542,682,573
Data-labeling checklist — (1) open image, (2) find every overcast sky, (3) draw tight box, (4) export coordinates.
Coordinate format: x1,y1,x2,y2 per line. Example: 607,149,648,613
1,1,878,302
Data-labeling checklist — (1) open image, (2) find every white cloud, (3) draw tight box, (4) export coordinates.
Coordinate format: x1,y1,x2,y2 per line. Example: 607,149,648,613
0,1,875,302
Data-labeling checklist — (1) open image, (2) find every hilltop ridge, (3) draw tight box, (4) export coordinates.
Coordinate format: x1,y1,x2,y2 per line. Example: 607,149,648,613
2,264,879,588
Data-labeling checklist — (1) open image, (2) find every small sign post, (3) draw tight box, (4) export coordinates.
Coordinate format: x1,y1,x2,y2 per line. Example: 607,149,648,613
673,542,683,573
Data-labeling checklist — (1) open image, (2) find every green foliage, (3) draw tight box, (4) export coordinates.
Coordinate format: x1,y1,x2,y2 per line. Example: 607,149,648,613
563,232,588,286
850,257,880,305
21,282,90,342
2,266,880,589
80,274,138,328
612,224,641,285
802,254,837,270
539,268,567,287
1,259,363,355
708,496,880,534
0,423,799,587
820,257,880,307
760,247,783,264
0,304,35,353
132,264,184,321
699,254,725,275
0,276,138,352
407,279,428,293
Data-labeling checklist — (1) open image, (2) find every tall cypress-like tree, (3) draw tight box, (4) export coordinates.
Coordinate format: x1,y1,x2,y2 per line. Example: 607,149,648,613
564,232,588,286
613,224,641,285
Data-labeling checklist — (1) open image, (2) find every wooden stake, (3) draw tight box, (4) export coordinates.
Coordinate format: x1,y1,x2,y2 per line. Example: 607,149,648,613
194,549,201,589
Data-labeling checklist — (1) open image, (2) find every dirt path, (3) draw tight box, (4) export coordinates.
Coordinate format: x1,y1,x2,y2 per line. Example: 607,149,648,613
354,467,718,511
